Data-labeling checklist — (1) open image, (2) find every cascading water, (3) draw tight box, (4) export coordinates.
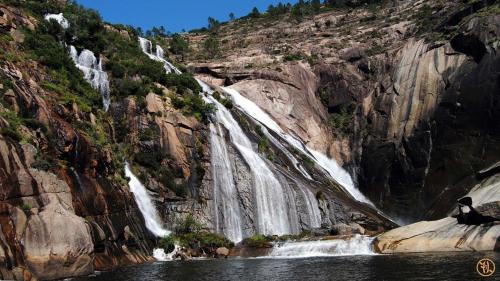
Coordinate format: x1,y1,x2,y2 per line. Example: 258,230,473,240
44,14,111,111
138,37,181,74
125,162,176,261
207,94,293,236
269,235,375,258
222,87,373,205
210,123,244,242
44,13,70,29
296,183,322,228
125,162,170,237
69,46,111,111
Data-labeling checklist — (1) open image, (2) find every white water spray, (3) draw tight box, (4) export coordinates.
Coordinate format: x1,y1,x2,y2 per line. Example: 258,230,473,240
138,37,181,74
270,235,375,258
44,13,69,29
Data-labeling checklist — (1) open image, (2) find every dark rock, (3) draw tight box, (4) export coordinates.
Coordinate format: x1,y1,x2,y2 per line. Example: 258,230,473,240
450,33,486,63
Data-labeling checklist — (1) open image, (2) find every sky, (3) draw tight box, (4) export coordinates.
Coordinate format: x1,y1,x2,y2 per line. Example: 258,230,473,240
76,0,299,33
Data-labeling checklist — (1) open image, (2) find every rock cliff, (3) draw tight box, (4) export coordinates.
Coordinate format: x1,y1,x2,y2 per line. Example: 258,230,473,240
187,0,500,223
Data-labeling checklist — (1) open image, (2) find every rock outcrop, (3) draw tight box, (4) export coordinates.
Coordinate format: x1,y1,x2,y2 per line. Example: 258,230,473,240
374,173,500,253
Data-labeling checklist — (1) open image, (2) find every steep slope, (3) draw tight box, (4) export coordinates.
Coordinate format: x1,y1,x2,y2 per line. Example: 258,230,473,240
186,0,500,222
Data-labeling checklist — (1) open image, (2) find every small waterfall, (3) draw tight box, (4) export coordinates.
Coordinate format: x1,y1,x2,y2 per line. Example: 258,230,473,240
69,46,111,111
138,37,181,74
44,14,110,111
125,162,170,237
222,87,373,205
270,235,375,258
296,183,322,228
210,123,244,242
44,13,69,29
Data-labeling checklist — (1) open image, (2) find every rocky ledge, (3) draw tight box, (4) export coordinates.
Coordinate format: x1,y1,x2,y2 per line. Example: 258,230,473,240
374,172,500,253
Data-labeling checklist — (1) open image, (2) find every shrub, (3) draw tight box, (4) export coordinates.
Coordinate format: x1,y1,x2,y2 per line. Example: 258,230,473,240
31,154,57,171
164,73,201,94
203,36,220,58
174,214,203,235
283,53,303,62
20,203,32,212
242,234,273,248
159,235,176,253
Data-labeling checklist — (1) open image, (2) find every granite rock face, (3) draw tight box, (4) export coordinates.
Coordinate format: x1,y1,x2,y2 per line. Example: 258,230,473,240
189,0,500,223
374,173,500,253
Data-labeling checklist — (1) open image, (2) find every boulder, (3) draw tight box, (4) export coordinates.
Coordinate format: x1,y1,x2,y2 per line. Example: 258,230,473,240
216,247,230,258
23,200,94,280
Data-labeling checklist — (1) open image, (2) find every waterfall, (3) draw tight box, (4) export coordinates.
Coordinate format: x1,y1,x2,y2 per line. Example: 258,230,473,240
296,183,322,228
69,46,111,111
125,162,170,237
138,37,181,74
44,14,110,111
210,123,244,242
222,87,373,205
44,13,69,29
269,235,375,258
205,94,293,236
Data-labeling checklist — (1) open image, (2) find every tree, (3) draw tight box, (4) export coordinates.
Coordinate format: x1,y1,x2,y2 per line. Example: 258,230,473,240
207,17,220,34
249,7,260,18
312,0,322,14
229,12,235,21
203,36,220,58
170,33,189,60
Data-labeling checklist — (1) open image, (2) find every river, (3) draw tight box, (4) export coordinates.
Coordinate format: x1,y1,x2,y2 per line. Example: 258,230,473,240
73,251,498,281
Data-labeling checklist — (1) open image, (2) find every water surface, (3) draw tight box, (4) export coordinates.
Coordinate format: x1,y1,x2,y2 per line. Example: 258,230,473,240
74,252,498,281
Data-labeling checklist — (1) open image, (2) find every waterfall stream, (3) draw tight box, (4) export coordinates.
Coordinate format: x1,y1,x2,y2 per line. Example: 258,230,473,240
44,14,111,111
138,37,182,74
125,162,170,237
222,87,373,205
207,94,293,236
69,46,111,111
210,123,244,242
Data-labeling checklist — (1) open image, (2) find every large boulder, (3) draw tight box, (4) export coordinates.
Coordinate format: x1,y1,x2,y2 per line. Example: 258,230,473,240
374,174,500,253
23,200,94,280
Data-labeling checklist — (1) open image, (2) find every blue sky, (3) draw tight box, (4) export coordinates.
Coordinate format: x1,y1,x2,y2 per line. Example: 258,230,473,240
76,0,298,33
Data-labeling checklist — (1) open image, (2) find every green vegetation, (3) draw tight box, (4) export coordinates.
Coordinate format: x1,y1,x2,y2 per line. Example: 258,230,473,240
20,202,32,212
169,34,189,59
328,103,355,134
212,91,233,109
170,215,234,251
203,36,220,58
242,234,272,247
283,52,304,62
134,148,187,197
255,125,275,161
242,231,313,248
159,235,176,253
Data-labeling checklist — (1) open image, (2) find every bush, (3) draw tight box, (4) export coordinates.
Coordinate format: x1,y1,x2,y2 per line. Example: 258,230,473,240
177,232,234,249
283,53,303,62
203,36,220,58
242,234,273,248
159,235,176,253
20,202,32,212
174,214,203,235
170,34,189,58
